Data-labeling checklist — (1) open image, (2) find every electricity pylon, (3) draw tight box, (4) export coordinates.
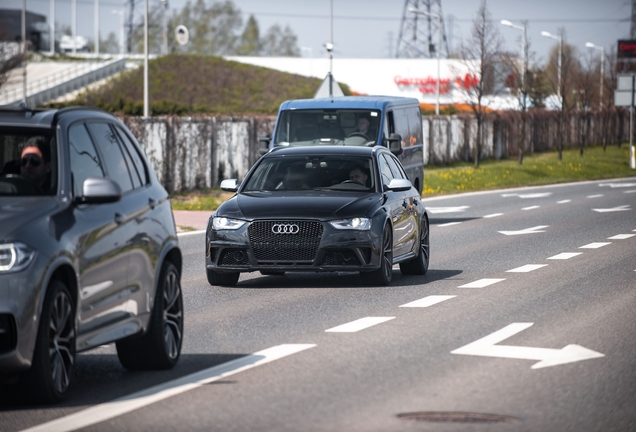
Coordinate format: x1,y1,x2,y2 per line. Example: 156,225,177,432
395,0,449,59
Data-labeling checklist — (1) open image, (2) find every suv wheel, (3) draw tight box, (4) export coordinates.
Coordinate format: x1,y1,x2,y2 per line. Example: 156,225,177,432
116,261,183,370
22,279,76,403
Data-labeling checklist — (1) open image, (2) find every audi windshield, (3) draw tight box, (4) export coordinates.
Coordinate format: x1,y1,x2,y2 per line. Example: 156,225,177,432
242,155,375,192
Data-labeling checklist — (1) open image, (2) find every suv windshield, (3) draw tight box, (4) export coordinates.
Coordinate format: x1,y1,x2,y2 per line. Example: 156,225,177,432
273,109,381,147
243,155,375,192
0,128,56,196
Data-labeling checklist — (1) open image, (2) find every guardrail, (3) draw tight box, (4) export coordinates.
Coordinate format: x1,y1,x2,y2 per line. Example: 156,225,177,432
0,57,127,107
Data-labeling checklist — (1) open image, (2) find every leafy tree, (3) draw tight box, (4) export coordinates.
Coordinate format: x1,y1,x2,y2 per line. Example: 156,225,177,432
100,32,121,54
261,24,300,56
236,14,261,55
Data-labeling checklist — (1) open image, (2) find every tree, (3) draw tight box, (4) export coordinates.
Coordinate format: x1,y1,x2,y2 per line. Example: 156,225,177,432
261,24,300,57
526,67,551,109
454,0,503,167
543,31,579,160
236,14,261,55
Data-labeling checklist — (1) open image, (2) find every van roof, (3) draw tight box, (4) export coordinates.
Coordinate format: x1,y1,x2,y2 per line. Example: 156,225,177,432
278,96,420,111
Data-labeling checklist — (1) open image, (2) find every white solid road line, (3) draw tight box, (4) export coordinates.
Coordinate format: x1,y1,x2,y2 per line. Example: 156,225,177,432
400,295,456,308
458,278,506,289
507,264,548,273
325,317,395,333
580,242,611,249
608,234,635,240
426,206,469,214
548,252,582,260
177,230,206,237
19,344,316,432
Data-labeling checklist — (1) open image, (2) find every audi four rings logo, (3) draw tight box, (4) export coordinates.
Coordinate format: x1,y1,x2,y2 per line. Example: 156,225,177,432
271,224,300,234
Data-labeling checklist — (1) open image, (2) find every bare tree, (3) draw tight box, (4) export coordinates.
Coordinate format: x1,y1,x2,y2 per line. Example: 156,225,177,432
543,30,579,160
454,0,503,167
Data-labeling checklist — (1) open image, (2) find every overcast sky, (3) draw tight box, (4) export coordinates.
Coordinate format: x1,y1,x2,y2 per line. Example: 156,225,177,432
6,0,631,65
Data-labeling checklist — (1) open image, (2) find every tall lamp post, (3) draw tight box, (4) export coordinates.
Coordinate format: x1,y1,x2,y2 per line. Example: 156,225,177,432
541,31,562,105
409,8,441,115
500,20,527,93
585,42,605,111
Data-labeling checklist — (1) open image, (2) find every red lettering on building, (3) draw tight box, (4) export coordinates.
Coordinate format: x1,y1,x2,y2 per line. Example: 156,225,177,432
394,74,479,94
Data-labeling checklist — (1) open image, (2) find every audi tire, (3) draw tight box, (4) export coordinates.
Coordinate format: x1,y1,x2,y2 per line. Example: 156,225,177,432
361,224,393,286
207,269,240,287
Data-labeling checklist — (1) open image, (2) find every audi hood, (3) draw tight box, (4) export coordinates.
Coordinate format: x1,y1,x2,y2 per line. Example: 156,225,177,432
218,191,381,221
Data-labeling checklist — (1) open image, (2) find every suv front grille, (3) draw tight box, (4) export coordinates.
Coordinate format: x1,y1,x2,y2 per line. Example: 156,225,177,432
249,220,323,263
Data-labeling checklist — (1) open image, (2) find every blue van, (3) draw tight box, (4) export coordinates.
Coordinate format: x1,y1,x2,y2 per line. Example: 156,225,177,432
259,96,424,194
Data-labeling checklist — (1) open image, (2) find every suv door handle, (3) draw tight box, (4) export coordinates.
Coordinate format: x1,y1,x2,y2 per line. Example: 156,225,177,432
114,212,125,225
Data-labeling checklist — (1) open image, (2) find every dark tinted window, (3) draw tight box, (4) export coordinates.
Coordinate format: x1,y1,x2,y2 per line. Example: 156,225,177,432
114,126,148,187
383,154,406,180
87,122,133,193
68,123,104,197
378,155,393,185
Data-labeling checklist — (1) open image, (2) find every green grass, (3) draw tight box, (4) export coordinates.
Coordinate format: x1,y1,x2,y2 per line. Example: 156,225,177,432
423,144,636,196
169,189,233,211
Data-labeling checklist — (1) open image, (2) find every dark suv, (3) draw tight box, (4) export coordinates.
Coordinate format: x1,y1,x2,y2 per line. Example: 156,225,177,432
0,107,183,403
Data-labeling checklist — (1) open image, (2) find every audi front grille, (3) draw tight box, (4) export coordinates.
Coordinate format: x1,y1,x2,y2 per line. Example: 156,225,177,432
248,220,323,263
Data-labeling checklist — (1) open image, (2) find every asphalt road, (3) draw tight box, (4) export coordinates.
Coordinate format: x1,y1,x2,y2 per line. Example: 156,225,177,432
2,178,635,432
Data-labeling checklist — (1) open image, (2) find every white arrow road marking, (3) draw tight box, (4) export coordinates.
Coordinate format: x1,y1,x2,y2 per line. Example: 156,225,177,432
580,242,611,249
548,252,582,260
19,344,316,432
427,206,469,214
459,278,506,289
608,234,635,240
507,264,548,273
498,225,548,236
502,192,552,199
400,295,456,308
592,205,631,213
599,182,636,188
325,317,395,332
483,213,503,218
450,323,605,369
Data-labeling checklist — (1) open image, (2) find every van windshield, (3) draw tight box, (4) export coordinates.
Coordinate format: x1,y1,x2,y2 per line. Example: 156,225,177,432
273,109,381,147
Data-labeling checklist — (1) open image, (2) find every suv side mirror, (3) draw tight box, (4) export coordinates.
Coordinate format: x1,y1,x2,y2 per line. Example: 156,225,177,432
220,179,239,192
74,177,122,204
258,135,271,155
385,133,403,156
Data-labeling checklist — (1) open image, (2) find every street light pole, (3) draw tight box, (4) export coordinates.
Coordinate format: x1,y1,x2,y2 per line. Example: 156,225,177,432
143,0,149,117
541,31,563,105
501,20,527,91
410,8,441,115
585,42,605,110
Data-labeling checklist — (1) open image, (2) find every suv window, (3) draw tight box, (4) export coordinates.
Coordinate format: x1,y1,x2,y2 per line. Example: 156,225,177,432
87,122,134,193
68,123,104,197
114,126,148,187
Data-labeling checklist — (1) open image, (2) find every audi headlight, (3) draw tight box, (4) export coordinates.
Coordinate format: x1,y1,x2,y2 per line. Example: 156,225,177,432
329,217,372,230
0,242,36,273
212,217,247,230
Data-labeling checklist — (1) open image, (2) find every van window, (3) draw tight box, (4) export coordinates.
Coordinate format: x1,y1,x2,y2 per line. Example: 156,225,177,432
407,107,423,146
392,108,409,147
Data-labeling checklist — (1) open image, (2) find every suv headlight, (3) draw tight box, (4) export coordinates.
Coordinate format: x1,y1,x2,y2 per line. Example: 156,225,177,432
212,217,247,230
329,217,372,230
0,243,36,273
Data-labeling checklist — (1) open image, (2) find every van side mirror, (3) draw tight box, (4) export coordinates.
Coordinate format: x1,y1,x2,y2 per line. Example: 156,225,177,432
258,135,271,155
385,133,403,156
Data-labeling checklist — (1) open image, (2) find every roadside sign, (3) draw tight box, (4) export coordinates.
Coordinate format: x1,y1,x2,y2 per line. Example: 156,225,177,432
175,25,189,46
615,91,633,107
618,76,634,91
615,75,636,169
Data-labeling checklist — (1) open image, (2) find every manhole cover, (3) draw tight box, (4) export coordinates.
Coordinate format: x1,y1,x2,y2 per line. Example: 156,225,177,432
397,412,520,423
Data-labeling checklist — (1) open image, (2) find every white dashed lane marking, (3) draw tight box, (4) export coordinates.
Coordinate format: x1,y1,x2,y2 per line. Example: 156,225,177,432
427,206,469,214
325,317,395,333
608,234,635,240
548,252,582,260
580,242,611,249
522,206,540,211
483,213,503,218
507,264,548,273
587,194,604,198
400,295,456,308
458,278,506,288
437,222,462,227
557,200,571,204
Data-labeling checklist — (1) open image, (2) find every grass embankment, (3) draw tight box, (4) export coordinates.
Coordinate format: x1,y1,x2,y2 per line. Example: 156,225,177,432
170,144,635,210
423,145,635,196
